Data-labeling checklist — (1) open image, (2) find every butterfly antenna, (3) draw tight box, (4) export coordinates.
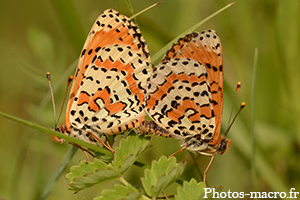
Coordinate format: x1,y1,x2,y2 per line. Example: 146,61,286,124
224,82,245,136
57,75,73,124
226,82,241,128
225,102,246,136
46,72,58,129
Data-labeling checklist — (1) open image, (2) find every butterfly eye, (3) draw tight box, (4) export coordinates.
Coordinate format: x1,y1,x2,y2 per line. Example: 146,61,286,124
216,137,229,155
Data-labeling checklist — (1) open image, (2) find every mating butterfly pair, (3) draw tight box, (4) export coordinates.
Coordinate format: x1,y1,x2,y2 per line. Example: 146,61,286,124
52,9,231,181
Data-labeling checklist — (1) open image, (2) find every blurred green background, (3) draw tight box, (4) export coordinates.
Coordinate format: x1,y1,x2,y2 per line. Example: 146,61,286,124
1,0,299,199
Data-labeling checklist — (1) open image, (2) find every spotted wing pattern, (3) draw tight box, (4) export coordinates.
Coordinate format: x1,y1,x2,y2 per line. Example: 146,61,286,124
144,30,230,154
63,9,152,144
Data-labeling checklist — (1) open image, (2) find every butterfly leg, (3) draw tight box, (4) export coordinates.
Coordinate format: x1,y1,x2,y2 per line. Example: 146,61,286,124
193,154,201,166
200,152,215,184
87,131,115,154
71,143,95,162
50,135,65,143
167,147,186,159
104,135,114,153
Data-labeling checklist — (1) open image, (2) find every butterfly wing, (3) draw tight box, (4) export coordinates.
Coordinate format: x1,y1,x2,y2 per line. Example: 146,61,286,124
65,9,151,139
144,30,224,152
163,30,223,142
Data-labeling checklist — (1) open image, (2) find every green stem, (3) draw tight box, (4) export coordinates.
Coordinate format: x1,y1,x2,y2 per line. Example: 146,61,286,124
119,176,129,186
0,111,113,157
250,48,259,195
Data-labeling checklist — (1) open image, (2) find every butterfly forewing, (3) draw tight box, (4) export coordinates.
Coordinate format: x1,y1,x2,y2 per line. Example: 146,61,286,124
63,9,151,144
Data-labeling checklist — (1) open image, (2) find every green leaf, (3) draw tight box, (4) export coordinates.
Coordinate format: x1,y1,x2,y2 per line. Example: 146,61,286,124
93,184,143,200
93,150,114,164
175,178,205,200
66,159,107,181
64,134,152,192
66,159,119,192
141,156,186,198
112,133,152,174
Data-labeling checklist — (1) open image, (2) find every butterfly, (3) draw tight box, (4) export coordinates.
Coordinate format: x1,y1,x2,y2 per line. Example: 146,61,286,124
51,9,152,151
142,30,230,182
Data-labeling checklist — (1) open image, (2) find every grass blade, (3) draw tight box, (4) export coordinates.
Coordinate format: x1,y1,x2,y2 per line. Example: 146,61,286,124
0,111,112,157
39,145,78,200
250,48,258,196
152,2,234,64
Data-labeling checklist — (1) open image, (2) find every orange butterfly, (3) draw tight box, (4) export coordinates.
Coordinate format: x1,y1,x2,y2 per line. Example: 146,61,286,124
142,30,244,182
51,9,152,152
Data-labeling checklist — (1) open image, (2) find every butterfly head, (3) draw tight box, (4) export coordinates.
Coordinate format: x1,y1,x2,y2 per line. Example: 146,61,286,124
50,124,66,144
216,136,231,155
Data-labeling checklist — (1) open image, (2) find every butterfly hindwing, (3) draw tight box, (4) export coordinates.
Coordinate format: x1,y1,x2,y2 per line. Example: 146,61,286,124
163,31,223,141
144,30,225,153
145,58,215,140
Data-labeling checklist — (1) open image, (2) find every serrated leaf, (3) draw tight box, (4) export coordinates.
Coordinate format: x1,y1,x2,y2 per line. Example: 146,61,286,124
141,156,186,198
94,184,143,200
112,134,152,174
175,178,205,200
66,159,119,192
93,151,114,164
66,159,107,181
